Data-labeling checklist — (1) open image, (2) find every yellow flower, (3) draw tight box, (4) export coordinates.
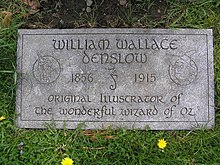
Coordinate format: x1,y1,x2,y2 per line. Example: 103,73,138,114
157,139,167,150
61,157,74,165
0,116,6,121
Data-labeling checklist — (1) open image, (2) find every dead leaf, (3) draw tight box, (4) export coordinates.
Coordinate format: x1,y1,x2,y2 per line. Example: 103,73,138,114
82,130,115,140
90,137,97,141
104,136,114,139
1,11,13,27
82,130,95,136
22,0,40,14
98,131,108,135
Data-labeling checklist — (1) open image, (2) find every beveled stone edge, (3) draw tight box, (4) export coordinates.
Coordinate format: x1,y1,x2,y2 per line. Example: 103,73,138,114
15,28,215,130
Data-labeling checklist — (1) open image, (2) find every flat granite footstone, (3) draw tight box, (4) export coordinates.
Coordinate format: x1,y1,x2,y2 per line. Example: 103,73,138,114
16,29,214,130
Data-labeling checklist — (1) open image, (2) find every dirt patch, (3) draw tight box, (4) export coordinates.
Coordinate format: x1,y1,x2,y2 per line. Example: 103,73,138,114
24,0,168,28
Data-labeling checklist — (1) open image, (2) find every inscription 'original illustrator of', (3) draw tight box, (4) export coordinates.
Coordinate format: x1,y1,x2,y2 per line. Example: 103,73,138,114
16,29,214,130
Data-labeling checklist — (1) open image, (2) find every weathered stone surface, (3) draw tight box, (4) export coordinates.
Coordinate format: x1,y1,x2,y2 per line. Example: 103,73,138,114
16,29,214,130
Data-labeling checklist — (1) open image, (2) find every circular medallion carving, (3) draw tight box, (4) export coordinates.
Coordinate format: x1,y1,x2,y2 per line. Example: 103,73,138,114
32,55,61,84
169,55,198,86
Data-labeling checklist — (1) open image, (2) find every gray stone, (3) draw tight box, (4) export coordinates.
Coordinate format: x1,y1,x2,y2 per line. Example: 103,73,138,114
86,0,93,7
86,6,92,13
16,29,215,130
119,0,127,6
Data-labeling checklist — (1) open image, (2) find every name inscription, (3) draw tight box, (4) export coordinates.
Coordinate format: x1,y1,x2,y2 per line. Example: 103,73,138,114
16,29,214,130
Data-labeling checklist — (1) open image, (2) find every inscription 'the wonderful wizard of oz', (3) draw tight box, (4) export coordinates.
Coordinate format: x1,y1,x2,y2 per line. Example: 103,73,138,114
16,29,214,130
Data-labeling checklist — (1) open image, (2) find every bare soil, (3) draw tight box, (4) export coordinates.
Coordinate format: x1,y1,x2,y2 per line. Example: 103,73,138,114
25,0,167,28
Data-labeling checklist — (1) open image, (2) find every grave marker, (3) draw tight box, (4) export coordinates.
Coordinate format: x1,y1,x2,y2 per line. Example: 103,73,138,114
16,29,214,130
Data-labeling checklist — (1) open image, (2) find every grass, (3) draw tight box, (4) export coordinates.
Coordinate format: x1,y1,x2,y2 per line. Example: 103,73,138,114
0,0,220,164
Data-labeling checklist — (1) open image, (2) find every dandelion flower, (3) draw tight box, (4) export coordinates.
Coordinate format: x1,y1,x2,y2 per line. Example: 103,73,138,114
0,116,6,121
157,139,167,150
61,157,74,165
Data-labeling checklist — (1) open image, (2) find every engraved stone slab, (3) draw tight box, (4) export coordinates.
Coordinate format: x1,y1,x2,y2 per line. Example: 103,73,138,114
16,29,214,130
